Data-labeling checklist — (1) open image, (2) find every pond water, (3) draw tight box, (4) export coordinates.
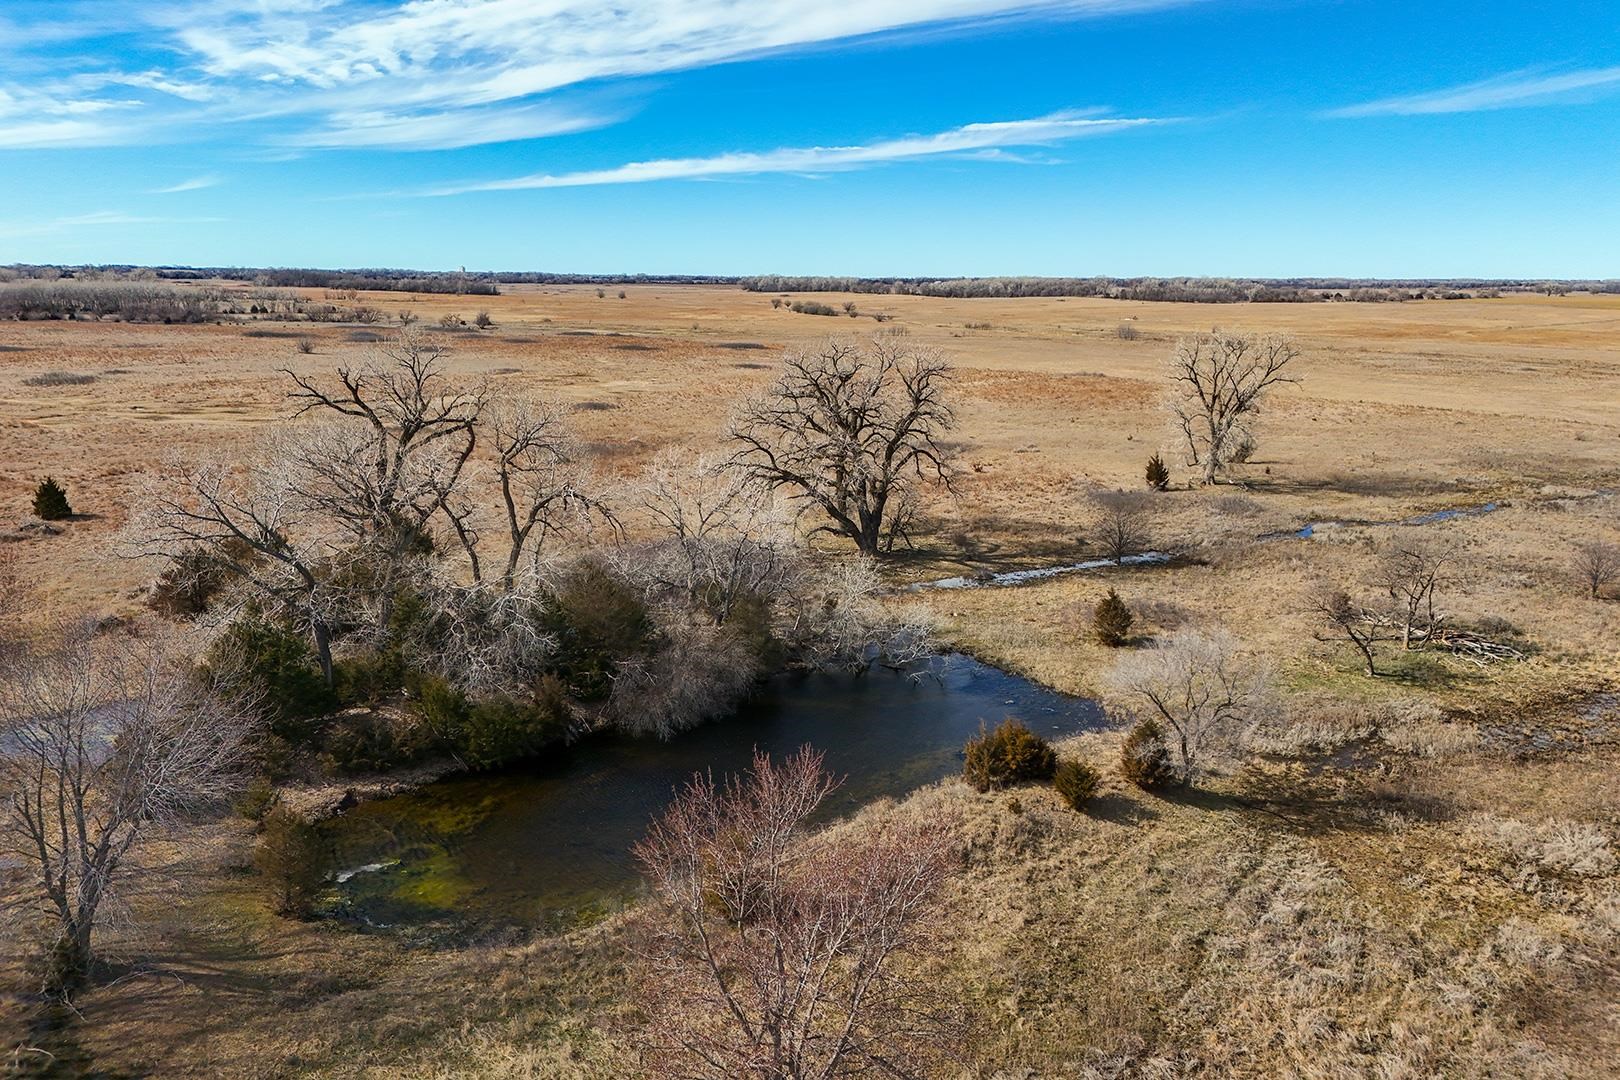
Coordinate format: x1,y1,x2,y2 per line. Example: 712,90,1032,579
324,654,1104,930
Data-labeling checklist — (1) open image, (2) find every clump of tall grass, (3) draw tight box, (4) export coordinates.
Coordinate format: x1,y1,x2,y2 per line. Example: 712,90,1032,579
21,371,96,387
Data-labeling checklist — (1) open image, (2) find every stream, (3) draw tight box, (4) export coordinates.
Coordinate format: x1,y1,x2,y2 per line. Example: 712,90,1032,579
324,654,1103,930
910,500,1509,590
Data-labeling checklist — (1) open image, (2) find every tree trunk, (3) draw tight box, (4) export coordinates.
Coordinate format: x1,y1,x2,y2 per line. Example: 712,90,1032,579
854,517,882,557
311,620,334,686
46,925,93,995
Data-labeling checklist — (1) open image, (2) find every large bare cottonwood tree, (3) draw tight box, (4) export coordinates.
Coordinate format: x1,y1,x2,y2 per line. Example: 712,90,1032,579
1165,332,1298,484
729,338,956,556
132,332,603,683
282,330,484,543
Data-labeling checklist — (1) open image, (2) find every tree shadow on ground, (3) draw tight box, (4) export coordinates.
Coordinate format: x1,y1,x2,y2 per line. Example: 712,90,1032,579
1219,760,1456,838
1085,792,1159,826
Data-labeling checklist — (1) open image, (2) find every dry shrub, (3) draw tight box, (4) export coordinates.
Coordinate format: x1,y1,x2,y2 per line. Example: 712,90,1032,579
1244,695,1376,756
1469,814,1616,879
1381,714,1479,758
1119,718,1174,789
1245,696,1477,760
607,622,762,738
963,718,1057,792
632,749,962,1077
21,371,96,387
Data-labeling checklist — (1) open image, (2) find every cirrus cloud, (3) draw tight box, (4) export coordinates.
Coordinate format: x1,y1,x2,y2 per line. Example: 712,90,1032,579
422,111,1167,195
1,0,1197,151
1328,65,1620,118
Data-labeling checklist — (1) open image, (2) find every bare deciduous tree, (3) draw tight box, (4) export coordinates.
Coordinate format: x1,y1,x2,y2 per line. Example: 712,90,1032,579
631,453,798,626
1377,539,1450,650
1090,489,1153,564
1573,539,1620,600
1165,332,1298,484
282,330,484,543
729,338,956,556
0,627,257,993
1105,628,1266,784
437,397,611,592
127,447,343,681
407,578,558,697
632,748,960,1078
1311,587,1389,677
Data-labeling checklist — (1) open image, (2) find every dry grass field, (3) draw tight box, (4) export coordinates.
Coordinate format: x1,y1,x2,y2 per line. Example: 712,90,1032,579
3,284,1619,1076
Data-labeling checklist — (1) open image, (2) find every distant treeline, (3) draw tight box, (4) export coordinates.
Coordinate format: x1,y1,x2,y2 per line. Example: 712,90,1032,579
5,265,1616,303
4,265,759,294
160,268,501,295
0,281,223,323
741,276,1620,302
189,269,740,292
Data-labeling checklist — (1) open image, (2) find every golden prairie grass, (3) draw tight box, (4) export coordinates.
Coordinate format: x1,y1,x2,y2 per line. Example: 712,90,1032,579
36,732,1616,1078
3,284,1619,1075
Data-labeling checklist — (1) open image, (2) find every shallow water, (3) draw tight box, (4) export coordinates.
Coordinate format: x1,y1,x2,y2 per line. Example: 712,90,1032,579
1256,500,1502,542
325,654,1103,929
912,551,1171,590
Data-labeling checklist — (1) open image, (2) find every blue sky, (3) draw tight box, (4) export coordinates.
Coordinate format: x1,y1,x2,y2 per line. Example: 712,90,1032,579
1,0,1616,277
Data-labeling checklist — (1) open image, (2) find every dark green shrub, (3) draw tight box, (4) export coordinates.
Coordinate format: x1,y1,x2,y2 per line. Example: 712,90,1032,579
1093,588,1133,647
1145,453,1170,492
333,648,407,706
1053,759,1101,810
411,673,571,770
455,692,568,770
719,590,781,668
32,477,71,520
249,733,298,781
545,562,655,699
1120,718,1174,790
410,674,469,738
320,709,435,775
234,777,277,821
963,718,1058,792
207,615,336,742
147,541,257,617
255,807,329,919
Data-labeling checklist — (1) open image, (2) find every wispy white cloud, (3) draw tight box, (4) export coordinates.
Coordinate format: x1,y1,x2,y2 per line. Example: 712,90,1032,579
1328,65,1620,118
0,0,1195,150
171,0,1189,107
0,116,135,149
284,103,615,151
150,173,222,193
425,111,1165,195
0,208,226,238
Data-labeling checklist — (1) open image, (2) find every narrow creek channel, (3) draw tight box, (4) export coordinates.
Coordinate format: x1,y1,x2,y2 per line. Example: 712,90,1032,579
323,654,1104,929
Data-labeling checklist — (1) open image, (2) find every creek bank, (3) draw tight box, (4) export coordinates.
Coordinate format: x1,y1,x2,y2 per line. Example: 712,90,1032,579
321,654,1105,929
277,758,465,823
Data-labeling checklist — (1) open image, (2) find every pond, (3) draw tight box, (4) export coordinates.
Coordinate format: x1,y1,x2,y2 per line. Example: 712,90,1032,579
324,654,1104,930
